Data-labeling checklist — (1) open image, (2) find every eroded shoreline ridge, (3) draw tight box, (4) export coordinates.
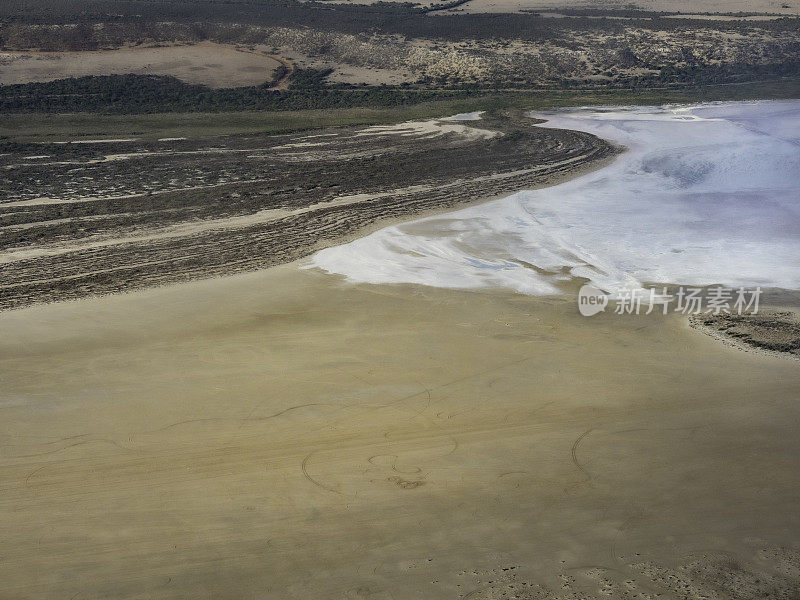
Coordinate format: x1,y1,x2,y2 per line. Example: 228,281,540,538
691,309,800,359
0,113,615,310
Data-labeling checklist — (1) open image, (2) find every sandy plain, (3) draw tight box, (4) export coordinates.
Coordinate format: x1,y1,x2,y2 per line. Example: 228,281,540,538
0,42,282,88
1,261,799,599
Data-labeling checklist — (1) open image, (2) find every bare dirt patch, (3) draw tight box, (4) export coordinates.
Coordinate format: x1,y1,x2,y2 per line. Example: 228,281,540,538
0,42,283,88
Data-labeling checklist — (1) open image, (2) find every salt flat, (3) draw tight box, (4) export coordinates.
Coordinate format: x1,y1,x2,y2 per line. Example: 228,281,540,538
313,101,800,296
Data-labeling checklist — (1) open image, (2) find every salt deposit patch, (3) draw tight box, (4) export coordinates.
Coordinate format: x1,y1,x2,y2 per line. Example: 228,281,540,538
311,101,800,295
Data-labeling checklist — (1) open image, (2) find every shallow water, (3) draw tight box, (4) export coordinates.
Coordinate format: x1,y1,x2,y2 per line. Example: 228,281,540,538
311,101,800,295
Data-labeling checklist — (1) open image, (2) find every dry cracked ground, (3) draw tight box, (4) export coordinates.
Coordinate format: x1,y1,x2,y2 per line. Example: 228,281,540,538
0,114,614,310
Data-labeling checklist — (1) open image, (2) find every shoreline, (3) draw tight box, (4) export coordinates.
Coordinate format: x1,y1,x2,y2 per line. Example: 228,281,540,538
308,101,800,298
299,144,624,269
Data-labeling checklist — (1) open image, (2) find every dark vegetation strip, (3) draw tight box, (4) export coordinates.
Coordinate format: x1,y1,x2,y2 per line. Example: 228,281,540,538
0,72,470,113
2,71,800,114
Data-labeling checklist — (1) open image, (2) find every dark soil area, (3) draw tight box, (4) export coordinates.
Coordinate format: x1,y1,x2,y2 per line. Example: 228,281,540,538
0,113,616,309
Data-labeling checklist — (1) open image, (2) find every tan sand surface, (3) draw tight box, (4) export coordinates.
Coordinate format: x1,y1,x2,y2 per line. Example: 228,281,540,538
1,262,799,598
0,42,282,88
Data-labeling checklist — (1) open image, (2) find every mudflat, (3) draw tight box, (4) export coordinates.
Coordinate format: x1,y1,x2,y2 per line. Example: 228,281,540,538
1,263,799,599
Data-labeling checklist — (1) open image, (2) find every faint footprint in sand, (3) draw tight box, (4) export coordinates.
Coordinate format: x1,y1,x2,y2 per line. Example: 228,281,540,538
388,475,426,489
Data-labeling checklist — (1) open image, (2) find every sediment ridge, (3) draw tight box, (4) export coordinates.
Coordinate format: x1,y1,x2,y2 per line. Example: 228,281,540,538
0,113,616,309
